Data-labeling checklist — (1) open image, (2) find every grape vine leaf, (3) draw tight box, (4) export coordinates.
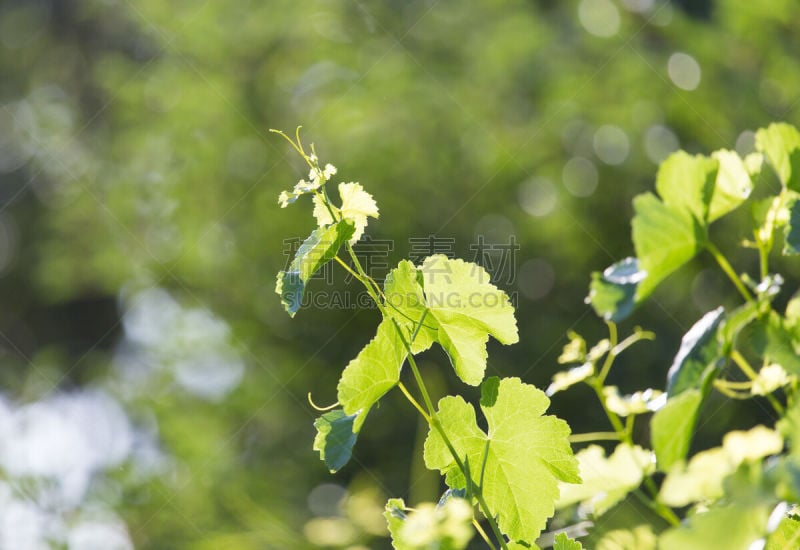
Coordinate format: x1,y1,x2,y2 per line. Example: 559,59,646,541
654,151,717,223
750,311,800,375
556,444,655,516
586,257,643,322
553,533,584,550
659,505,770,550
420,256,518,385
651,389,703,471
384,260,438,354
312,182,379,243
313,409,358,473
275,220,355,316
337,318,407,431
767,516,800,550
423,377,579,543
384,497,474,550
755,122,800,190
666,307,724,396
709,150,755,222
632,192,705,301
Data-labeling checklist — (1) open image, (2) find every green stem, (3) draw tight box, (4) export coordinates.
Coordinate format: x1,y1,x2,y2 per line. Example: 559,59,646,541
596,321,618,384
634,486,680,527
731,350,784,415
472,519,497,550
568,432,621,443
706,242,753,302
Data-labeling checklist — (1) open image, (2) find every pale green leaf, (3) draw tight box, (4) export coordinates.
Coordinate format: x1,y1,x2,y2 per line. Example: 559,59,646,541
632,193,704,301
313,409,358,473
655,151,717,223
275,220,355,316
546,363,594,396
553,533,584,550
751,311,800,375
603,387,663,417
710,150,754,222
666,307,724,396
659,505,770,550
384,497,474,550
384,260,439,354
756,122,800,190
556,443,654,516
424,377,578,543
420,255,518,385
766,516,800,550
337,318,407,431
651,389,703,471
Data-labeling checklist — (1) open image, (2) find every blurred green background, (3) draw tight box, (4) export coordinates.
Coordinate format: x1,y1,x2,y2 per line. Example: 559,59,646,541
0,0,799,548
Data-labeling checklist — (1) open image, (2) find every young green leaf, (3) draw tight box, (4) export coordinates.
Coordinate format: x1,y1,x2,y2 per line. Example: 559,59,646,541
651,389,703,471
556,444,655,516
313,409,358,473
654,151,717,223
312,182,379,243
337,318,407,431
659,505,770,550
710,150,754,222
420,256,518,386
666,307,724,397
756,123,800,190
586,257,642,322
384,497,474,550
553,533,584,550
750,311,800,375
631,193,705,301
424,377,579,543
275,220,355,316
384,260,438,354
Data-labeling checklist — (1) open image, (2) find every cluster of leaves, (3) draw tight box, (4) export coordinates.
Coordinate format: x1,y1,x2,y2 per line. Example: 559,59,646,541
274,129,581,549
544,122,800,548
278,123,800,549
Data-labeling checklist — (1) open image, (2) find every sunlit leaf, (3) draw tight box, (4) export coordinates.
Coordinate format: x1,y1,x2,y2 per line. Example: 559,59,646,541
553,533,584,550
420,255,518,386
710,150,754,222
556,444,654,516
384,497,474,550
424,377,578,543
655,151,717,223
384,260,438,354
632,193,704,301
337,318,407,431
756,123,800,190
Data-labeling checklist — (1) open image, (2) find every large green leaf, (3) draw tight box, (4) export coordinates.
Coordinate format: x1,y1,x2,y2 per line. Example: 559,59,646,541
655,151,717,223
659,505,770,550
384,260,438,354
275,220,355,316
337,318,407,431
313,409,358,473
756,123,800,190
420,255,518,385
651,389,703,471
632,193,705,301
424,377,578,544
666,307,724,396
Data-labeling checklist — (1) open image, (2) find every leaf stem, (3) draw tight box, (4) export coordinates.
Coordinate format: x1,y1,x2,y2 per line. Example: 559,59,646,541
731,350,784,415
706,242,753,302
568,432,621,443
472,518,497,550
596,321,618,384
